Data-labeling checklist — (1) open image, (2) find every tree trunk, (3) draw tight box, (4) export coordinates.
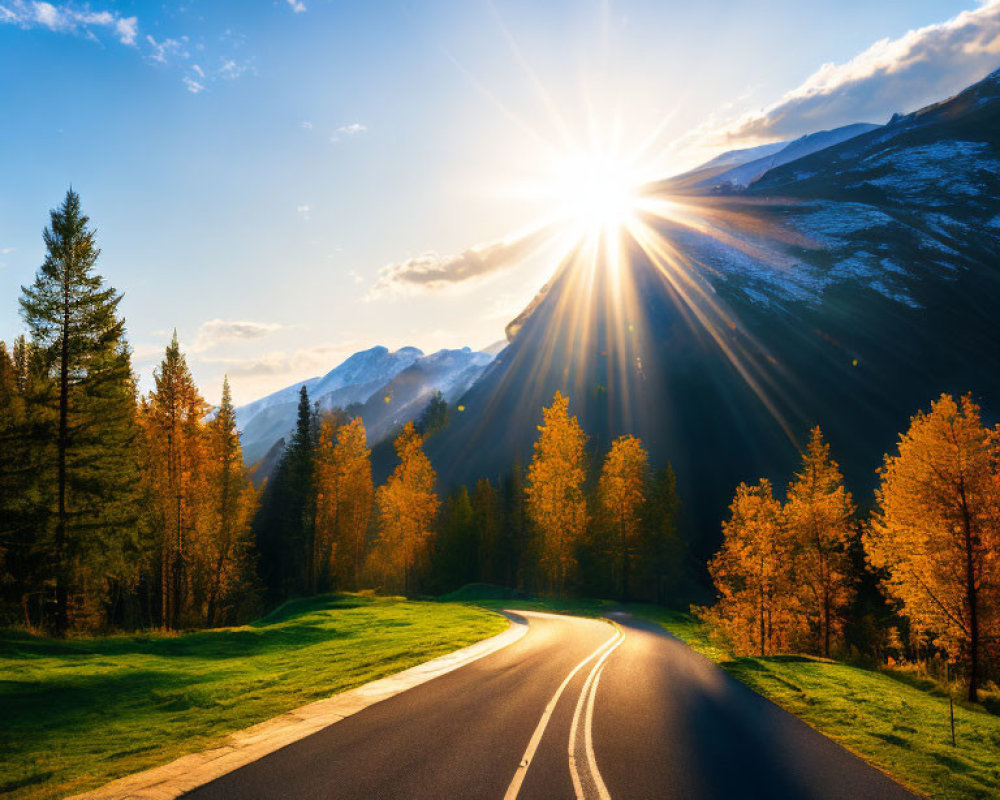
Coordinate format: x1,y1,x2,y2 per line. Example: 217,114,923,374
958,482,979,703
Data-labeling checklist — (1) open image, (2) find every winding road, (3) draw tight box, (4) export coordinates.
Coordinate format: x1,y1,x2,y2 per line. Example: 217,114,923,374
187,611,916,800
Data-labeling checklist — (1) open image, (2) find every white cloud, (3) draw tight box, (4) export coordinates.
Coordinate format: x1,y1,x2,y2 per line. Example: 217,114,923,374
219,58,248,79
193,319,285,352
183,76,204,94
146,33,188,64
0,246,14,255
300,120,313,129
721,0,1000,142
371,227,551,296
285,0,307,13
296,204,311,221
329,122,367,143
0,1,139,45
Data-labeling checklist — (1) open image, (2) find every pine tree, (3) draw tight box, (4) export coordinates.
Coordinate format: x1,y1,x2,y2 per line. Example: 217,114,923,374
525,392,589,593
432,486,477,592
472,478,501,584
141,332,209,629
706,479,794,656
19,189,141,632
865,394,1000,702
255,386,317,600
785,427,855,657
373,422,439,594
635,465,684,604
598,435,649,600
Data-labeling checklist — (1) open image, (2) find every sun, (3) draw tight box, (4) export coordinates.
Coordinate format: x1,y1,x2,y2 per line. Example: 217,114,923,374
550,150,644,237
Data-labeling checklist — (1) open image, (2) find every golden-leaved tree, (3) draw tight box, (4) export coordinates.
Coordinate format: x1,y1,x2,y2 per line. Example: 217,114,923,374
200,377,258,626
373,421,438,594
312,415,340,593
598,434,648,600
785,426,855,657
141,332,209,629
865,394,1000,702
333,417,373,588
526,391,588,593
706,479,795,656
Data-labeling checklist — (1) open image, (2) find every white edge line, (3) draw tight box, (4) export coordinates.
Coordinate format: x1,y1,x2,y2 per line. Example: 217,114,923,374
67,610,529,800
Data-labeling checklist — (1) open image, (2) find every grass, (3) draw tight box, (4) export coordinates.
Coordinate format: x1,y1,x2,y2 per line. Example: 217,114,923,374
0,593,507,800
640,607,1000,800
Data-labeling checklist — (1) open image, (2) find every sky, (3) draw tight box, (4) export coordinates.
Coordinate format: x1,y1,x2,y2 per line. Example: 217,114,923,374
1,0,998,405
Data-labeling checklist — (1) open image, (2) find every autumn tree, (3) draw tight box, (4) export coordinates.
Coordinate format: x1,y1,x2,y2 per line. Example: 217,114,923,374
202,377,259,625
865,394,1000,702
332,417,373,588
706,479,794,656
141,333,209,629
785,427,856,657
598,435,649,600
373,422,439,594
19,189,142,632
526,391,588,593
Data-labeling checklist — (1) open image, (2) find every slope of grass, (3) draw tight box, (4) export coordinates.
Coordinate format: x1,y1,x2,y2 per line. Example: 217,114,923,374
0,593,507,800
641,608,1000,800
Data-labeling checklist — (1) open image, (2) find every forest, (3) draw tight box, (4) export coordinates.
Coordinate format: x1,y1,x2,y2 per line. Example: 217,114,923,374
2,190,998,705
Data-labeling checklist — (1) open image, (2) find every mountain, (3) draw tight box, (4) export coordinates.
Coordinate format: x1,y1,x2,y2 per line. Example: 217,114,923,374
669,122,879,192
427,66,1000,560
236,345,495,467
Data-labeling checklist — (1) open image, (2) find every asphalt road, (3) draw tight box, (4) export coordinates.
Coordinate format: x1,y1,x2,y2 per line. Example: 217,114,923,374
187,611,917,800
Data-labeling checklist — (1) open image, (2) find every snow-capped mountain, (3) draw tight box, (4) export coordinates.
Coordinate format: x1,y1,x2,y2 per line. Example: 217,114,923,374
427,66,1000,559
236,345,494,466
675,122,880,192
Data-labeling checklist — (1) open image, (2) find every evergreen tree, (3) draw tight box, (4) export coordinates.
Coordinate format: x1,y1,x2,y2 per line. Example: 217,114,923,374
472,478,501,584
635,465,684,605
431,486,477,592
18,189,141,632
417,391,450,437
254,385,316,600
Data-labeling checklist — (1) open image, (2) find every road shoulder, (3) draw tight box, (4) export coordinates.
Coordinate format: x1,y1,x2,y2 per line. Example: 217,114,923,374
67,611,528,800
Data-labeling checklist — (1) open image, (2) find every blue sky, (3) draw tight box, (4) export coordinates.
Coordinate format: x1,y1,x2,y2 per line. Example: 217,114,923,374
1,0,996,403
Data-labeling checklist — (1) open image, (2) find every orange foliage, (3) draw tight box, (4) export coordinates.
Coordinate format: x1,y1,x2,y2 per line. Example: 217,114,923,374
526,391,588,593
373,422,439,593
865,394,1000,701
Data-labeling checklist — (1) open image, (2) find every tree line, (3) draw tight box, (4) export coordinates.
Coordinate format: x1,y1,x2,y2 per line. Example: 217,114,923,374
702,396,1000,702
0,190,684,634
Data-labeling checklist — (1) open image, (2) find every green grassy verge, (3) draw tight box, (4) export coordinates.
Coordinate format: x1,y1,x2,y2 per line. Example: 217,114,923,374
640,608,1000,800
0,593,507,800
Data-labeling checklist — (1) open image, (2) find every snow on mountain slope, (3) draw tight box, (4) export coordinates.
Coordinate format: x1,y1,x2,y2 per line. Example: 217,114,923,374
236,345,494,466
698,123,880,190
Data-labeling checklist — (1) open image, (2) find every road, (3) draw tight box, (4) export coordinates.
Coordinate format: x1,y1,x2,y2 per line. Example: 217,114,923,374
187,611,917,800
